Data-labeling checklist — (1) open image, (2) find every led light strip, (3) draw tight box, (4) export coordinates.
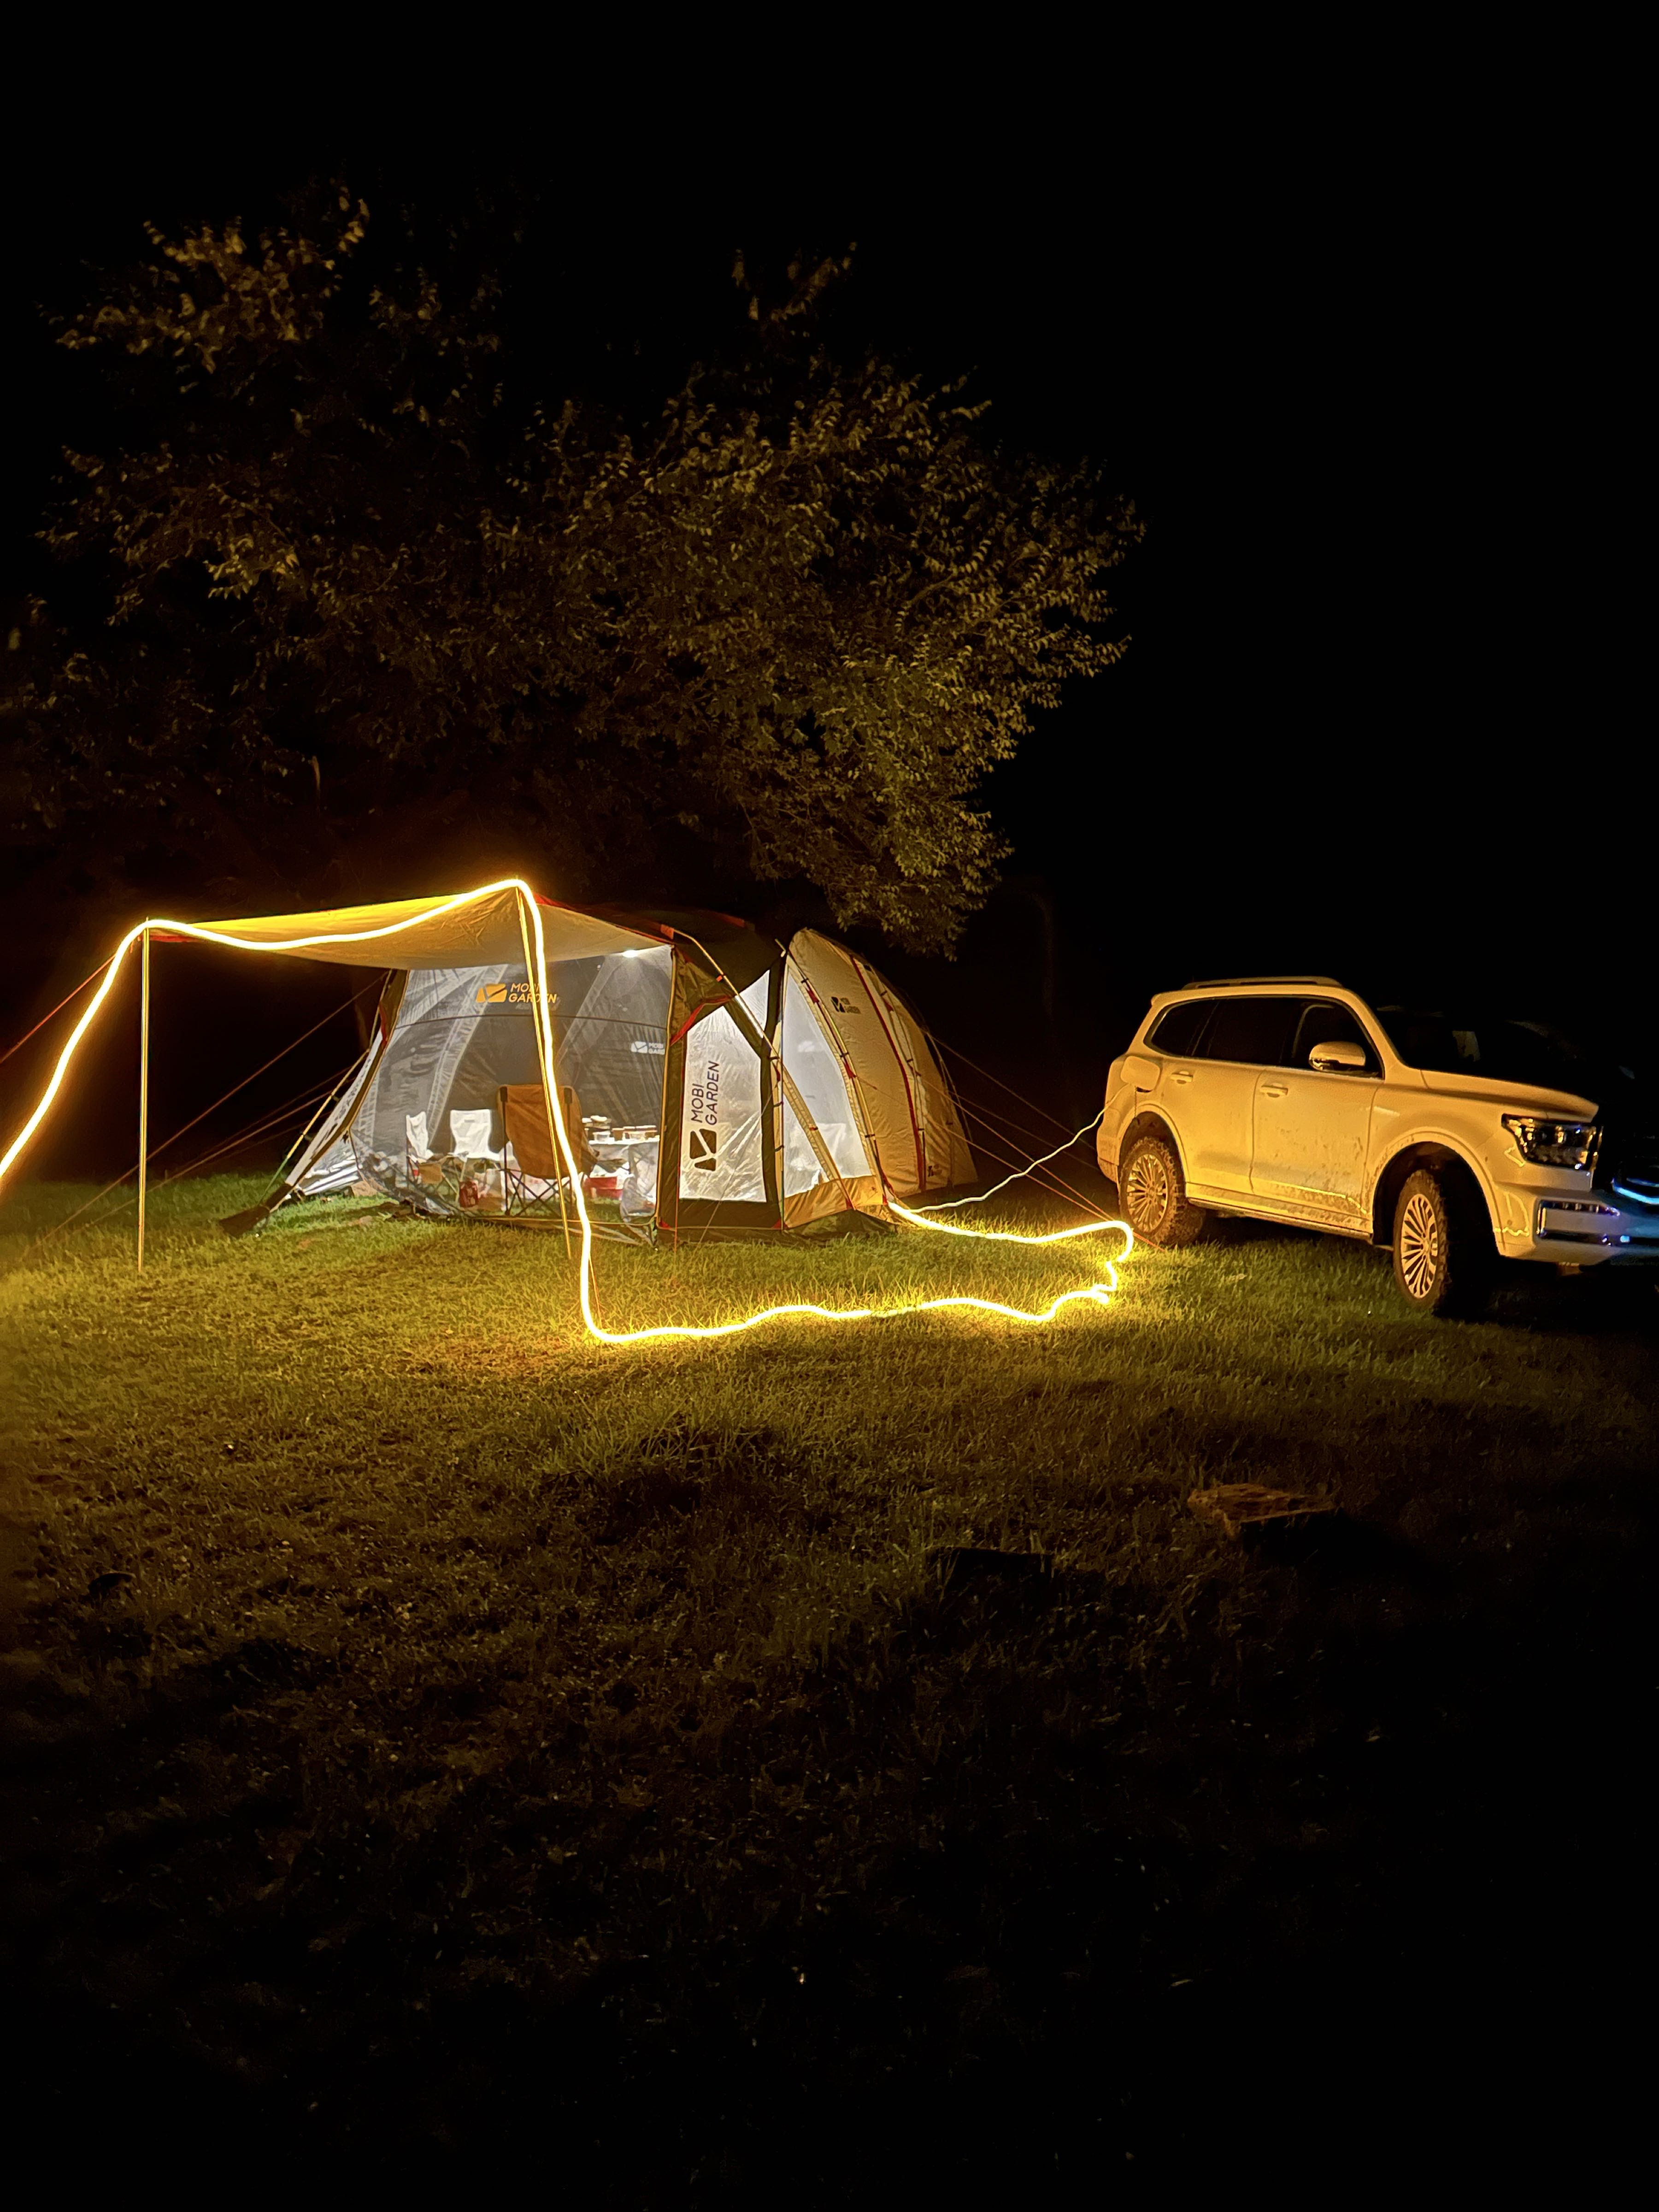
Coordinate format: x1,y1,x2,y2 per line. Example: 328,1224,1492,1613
0,880,1135,1343
884,1196,1126,1247
902,1110,1104,1212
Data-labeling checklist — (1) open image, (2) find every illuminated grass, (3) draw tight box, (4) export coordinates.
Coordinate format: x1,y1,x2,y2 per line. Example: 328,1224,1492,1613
2,1175,1655,2172
0,1178,1141,1729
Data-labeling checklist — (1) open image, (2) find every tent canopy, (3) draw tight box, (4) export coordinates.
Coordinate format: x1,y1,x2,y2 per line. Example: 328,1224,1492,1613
177,888,658,970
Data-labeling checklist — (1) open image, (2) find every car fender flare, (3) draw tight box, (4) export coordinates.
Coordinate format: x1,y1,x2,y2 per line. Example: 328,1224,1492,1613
1115,1110,1190,1188
1371,1133,1500,1246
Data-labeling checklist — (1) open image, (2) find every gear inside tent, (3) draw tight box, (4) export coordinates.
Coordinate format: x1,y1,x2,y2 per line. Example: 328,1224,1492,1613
204,888,975,1243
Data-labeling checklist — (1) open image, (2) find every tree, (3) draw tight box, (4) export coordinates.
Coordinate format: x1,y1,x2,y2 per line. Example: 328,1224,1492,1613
2,193,1140,954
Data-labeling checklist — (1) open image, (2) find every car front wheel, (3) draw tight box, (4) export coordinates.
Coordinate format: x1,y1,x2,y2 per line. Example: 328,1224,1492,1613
1392,1166,1492,1316
1119,1132,1213,1247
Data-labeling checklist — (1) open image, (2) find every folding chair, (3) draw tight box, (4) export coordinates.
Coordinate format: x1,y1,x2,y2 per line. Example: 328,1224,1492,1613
499,1085,594,1221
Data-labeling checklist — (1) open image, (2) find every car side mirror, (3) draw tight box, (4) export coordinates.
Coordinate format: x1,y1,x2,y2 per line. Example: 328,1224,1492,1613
1308,1039,1368,1072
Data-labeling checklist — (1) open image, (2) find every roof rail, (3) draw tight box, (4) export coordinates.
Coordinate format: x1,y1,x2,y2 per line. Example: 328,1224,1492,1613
1180,976,1346,989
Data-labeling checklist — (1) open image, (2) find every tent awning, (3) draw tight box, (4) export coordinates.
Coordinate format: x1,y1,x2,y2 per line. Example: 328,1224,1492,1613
171,887,662,970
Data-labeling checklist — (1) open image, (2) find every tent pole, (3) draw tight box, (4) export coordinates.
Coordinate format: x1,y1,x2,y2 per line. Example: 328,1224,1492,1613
136,925,151,1274
517,894,571,1258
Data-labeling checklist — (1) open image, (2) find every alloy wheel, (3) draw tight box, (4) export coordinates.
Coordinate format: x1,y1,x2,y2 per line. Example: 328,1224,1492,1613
1398,1188,1441,1300
1124,1147,1171,1232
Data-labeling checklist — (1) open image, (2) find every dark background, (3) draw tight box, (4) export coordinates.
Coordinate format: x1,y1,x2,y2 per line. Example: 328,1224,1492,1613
2,130,1646,1187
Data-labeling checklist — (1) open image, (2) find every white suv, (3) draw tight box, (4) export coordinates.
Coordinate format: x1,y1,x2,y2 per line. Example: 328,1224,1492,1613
1099,978,1659,1313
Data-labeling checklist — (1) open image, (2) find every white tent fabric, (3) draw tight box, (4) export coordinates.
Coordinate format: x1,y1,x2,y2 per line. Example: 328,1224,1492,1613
861,959,977,1194
780,972,869,1196
678,976,770,1207
786,932,973,1195
187,889,656,970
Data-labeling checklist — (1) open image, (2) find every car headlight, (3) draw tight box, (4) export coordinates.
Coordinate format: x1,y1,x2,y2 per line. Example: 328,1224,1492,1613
1503,1115,1600,1170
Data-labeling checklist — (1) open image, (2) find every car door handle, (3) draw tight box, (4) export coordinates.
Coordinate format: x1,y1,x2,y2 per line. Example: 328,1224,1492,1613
1258,1081,1288,1098
1170,1067,1194,1085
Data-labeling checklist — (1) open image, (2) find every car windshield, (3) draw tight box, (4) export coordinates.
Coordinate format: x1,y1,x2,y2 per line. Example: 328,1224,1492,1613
1372,1007,1634,1093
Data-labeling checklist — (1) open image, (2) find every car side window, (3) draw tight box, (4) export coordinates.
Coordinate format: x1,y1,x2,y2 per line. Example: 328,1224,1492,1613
1203,997,1299,1067
1147,998,1216,1056
1289,1001,1378,1072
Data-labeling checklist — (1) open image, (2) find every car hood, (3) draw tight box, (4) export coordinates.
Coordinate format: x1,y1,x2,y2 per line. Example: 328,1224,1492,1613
1417,1069,1600,1117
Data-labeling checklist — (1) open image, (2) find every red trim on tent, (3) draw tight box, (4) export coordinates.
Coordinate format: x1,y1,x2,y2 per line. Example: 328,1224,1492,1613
668,994,734,1049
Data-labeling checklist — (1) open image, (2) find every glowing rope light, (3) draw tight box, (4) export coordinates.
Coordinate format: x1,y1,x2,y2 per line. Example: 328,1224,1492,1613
906,1111,1103,1211
886,1195,1128,1248
0,879,1135,1345
518,891,1133,1342
0,881,537,1196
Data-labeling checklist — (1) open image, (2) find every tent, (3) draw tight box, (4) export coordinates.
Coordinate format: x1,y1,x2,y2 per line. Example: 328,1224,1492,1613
186,884,975,1245
0,876,1135,1347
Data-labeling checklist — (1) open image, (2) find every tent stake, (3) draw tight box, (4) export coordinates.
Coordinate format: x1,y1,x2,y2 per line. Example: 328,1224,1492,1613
517,894,571,1258
136,925,151,1274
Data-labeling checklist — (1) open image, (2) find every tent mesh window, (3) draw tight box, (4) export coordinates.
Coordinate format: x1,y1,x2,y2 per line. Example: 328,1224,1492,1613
320,948,672,1231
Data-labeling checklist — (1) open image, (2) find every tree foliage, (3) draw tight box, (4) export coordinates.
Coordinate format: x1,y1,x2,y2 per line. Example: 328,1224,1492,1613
3,194,1140,952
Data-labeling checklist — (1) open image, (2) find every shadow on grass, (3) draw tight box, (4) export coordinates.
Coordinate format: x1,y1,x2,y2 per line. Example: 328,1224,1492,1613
6,1456,1656,2199
1199,1211,1659,1341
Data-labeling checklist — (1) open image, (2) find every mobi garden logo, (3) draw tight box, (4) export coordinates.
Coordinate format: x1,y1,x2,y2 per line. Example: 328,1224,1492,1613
474,980,547,1009
687,1059,722,1172
830,995,860,1014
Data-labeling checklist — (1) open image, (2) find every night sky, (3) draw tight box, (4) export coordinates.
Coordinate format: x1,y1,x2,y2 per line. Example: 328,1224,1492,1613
2,133,1646,1176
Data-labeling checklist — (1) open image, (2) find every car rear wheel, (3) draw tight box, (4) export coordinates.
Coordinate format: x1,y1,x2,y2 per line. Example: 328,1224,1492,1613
1392,1166,1492,1316
1119,1132,1213,1247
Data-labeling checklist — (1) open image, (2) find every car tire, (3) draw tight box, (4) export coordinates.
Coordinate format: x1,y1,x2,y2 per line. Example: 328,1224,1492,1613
1391,1166,1493,1317
1119,1132,1214,1247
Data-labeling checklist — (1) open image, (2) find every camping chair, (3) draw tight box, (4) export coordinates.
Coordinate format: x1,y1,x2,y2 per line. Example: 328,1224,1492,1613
499,1085,594,1219
499,1088,654,1242
406,1112,439,1188
449,1108,498,1161
396,1106,501,1210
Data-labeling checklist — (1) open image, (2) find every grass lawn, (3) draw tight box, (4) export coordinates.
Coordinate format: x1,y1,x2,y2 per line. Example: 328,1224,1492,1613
2,1174,1655,2194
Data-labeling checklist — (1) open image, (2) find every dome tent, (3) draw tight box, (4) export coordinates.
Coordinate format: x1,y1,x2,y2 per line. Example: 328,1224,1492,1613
216,885,974,1245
